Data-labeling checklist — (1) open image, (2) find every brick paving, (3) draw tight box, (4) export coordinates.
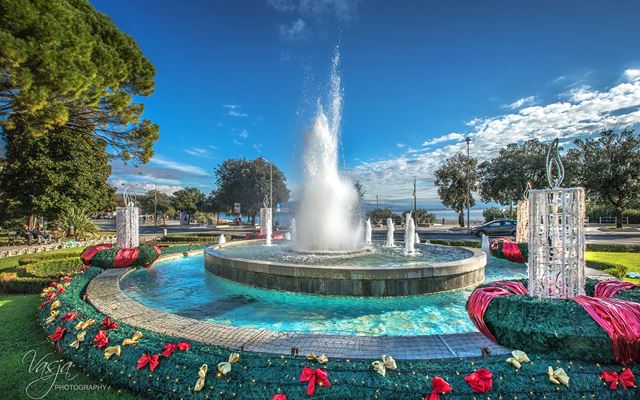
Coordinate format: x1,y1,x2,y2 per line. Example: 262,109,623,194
85,254,614,361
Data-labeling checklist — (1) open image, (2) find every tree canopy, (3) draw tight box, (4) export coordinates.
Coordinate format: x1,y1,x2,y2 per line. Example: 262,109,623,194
434,153,478,227
569,129,640,228
0,0,159,162
172,187,205,224
0,127,115,225
213,158,290,221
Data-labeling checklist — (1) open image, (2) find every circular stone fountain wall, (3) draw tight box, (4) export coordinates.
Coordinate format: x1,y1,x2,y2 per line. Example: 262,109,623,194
204,240,486,296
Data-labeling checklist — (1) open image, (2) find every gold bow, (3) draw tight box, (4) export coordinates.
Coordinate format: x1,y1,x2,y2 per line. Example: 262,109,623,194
74,319,96,331
45,310,60,324
306,353,329,365
123,331,143,346
41,287,55,296
104,345,121,360
50,300,61,310
548,366,570,386
217,353,240,375
194,364,208,392
70,331,86,349
372,355,397,377
506,350,530,369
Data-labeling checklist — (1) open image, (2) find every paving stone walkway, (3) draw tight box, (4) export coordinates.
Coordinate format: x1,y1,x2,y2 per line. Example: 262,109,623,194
85,252,614,360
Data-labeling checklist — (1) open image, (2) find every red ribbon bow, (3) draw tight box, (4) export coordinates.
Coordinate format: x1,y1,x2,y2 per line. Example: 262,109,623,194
49,281,57,287
464,368,492,393
79,265,90,271
137,352,160,372
62,277,73,282
299,367,331,396
49,327,66,342
56,287,65,295
425,376,453,400
62,311,77,321
102,316,118,330
92,330,109,348
271,395,287,400
161,342,190,357
601,368,636,390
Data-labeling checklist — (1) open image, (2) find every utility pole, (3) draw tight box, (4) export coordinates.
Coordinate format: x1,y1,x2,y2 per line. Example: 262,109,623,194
466,137,471,234
413,177,417,215
376,194,379,210
269,162,273,211
154,175,158,227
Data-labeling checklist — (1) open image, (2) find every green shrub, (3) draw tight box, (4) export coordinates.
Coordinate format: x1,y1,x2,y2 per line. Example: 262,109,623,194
482,207,516,223
159,234,226,243
586,243,640,252
19,258,84,278
17,248,85,265
429,239,481,248
0,272,49,294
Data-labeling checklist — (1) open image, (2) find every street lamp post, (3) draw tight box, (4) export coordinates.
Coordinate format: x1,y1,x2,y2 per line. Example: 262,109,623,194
465,137,471,234
154,175,158,227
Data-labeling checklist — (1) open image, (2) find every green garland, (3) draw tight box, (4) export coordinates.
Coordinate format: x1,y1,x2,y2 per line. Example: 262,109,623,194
37,269,639,399
88,245,160,269
490,241,529,262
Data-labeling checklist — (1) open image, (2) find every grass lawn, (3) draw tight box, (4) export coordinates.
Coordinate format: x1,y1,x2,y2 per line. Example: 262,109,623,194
0,294,137,400
586,251,640,283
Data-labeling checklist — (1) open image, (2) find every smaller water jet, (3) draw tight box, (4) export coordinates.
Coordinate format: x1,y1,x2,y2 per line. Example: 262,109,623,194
218,234,226,245
386,218,395,247
415,232,421,244
405,212,416,255
365,219,372,245
481,234,490,257
290,218,297,242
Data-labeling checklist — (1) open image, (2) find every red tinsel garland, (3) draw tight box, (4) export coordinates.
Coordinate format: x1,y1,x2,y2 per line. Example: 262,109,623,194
595,280,640,298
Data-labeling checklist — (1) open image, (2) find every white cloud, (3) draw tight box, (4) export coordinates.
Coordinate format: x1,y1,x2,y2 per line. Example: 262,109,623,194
503,95,537,110
109,178,183,195
238,129,249,139
268,0,358,21
396,143,405,148
183,147,208,156
223,104,248,117
253,143,263,152
422,132,465,147
624,68,640,81
279,18,308,41
150,156,209,177
350,71,640,202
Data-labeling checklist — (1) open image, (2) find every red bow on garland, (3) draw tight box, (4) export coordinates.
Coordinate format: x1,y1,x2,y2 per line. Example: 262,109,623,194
299,367,331,396
271,395,287,400
425,376,453,400
102,317,118,330
62,311,77,321
161,342,190,358
464,368,492,393
49,281,57,287
137,352,160,372
601,368,636,390
92,330,109,348
56,287,65,295
79,265,90,271
49,327,66,342
62,277,73,282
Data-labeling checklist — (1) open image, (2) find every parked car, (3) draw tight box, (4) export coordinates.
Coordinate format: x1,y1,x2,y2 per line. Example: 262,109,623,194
470,219,516,237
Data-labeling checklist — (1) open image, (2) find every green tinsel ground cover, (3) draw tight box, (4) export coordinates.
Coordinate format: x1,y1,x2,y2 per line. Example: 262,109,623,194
478,278,640,363
38,267,639,399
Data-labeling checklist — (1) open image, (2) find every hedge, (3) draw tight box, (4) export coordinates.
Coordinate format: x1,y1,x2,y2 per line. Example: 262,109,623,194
586,260,628,278
586,243,640,253
19,257,85,278
37,268,640,399
0,271,48,294
17,248,85,265
428,239,481,248
158,234,228,243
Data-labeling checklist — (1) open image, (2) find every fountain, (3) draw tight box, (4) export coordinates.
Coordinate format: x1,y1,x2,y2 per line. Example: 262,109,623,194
204,50,486,296
386,218,395,247
415,232,421,244
218,234,226,245
481,234,490,257
405,213,416,255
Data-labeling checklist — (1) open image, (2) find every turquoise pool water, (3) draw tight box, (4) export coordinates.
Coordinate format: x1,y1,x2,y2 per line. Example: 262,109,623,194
120,251,526,336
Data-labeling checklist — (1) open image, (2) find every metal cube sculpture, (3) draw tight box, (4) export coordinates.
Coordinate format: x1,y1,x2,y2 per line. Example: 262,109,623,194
515,199,529,243
116,191,139,248
527,139,586,298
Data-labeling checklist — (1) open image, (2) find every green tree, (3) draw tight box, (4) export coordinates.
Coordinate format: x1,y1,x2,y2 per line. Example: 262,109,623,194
570,129,640,228
201,190,227,224
434,153,478,227
138,190,173,225
214,158,290,223
0,0,159,162
366,208,401,225
477,139,556,207
172,188,205,224
0,128,115,224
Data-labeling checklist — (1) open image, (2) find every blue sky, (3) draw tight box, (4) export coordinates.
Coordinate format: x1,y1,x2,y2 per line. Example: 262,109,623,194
92,0,640,208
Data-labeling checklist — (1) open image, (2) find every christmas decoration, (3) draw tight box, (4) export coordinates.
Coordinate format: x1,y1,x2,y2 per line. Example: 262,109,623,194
218,352,240,375
548,367,570,386
371,355,397,377
506,350,530,369
601,368,635,390
104,345,121,360
137,352,160,372
306,353,328,365
425,376,453,400
464,368,492,393
299,367,331,396
193,364,208,392
122,331,143,346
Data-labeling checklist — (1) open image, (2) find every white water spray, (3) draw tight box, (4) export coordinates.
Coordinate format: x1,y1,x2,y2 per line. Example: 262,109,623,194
365,219,372,245
405,213,416,255
415,232,420,244
218,234,226,245
386,218,395,247
290,217,297,242
294,50,363,251
481,234,490,257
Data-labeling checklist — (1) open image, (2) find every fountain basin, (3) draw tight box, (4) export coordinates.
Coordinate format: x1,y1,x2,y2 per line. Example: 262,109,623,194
204,240,486,296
